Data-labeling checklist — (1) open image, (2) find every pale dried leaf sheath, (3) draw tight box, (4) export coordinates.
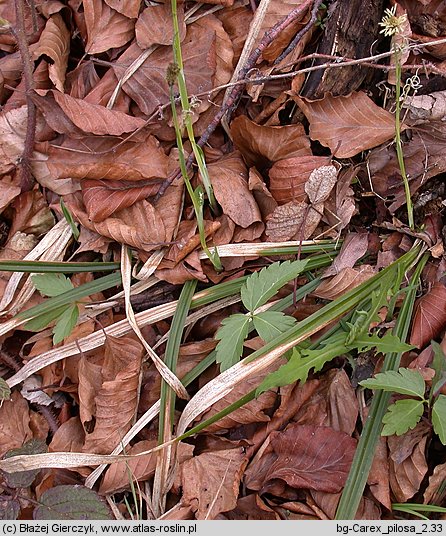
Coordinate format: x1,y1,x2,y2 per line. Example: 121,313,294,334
121,246,189,400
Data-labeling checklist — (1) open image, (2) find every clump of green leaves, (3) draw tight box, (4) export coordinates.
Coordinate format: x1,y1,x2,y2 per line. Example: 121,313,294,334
360,342,446,443
215,260,308,371
28,273,79,344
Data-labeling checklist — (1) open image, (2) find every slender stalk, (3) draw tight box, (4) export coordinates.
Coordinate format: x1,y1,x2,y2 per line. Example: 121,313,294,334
0,261,120,273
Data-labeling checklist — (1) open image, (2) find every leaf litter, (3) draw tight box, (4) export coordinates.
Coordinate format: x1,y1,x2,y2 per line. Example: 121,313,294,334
0,0,445,522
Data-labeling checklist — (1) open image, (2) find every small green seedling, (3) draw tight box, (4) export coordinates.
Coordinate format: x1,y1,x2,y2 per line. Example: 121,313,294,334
361,342,446,443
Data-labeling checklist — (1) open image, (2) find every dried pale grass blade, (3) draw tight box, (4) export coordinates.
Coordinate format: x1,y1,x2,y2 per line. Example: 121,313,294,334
0,220,72,314
198,240,333,258
133,248,166,280
121,246,189,400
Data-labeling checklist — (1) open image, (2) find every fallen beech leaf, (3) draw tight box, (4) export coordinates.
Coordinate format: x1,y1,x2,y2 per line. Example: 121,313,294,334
313,265,376,300
231,115,311,168
34,14,70,92
82,336,144,454
294,92,402,158
31,91,84,138
367,436,391,510
0,176,20,213
0,391,32,458
81,179,159,222
84,0,134,54
49,417,85,455
104,0,140,18
136,3,185,48
52,91,146,136
323,233,369,278
248,167,277,218
305,165,338,205
67,61,100,100
311,491,381,520
423,460,446,504
216,4,252,63
181,448,246,519
208,152,262,228
48,135,168,181
266,201,322,241
245,424,356,493
323,166,357,232
269,155,329,205
410,282,446,348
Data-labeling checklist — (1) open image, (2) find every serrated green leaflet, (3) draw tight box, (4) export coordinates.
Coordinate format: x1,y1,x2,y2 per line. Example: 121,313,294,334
32,273,74,297
431,341,446,401
360,367,426,398
215,314,250,371
253,311,296,343
25,305,72,331
0,377,11,400
241,259,308,312
352,332,415,354
432,394,446,445
52,304,79,344
381,399,425,436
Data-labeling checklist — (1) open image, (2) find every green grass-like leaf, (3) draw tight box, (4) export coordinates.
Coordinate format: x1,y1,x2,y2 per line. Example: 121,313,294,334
381,399,425,436
32,273,74,297
432,394,446,445
360,367,426,399
431,341,446,401
52,304,79,345
215,314,250,372
253,311,296,343
241,259,308,312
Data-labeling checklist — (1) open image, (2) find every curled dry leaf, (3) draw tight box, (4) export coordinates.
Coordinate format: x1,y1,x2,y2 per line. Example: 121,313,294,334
410,282,446,348
266,201,323,242
81,336,144,454
248,167,277,218
33,14,70,92
104,0,141,19
136,3,185,48
313,265,376,301
181,448,246,519
245,424,356,493
84,0,134,55
51,91,147,136
322,233,369,278
269,155,330,205
208,152,262,229
323,166,357,232
0,391,32,458
294,92,402,158
230,115,311,168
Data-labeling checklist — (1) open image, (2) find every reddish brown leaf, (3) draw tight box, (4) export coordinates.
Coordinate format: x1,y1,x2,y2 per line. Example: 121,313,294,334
49,417,85,455
410,282,446,348
135,3,185,48
0,175,21,214
231,115,311,168
52,91,146,136
104,0,141,18
269,155,329,205
114,23,216,117
323,233,369,278
248,167,277,219
47,135,169,181
217,4,252,63
266,201,322,241
84,0,134,54
181,448,246,519
323,166,357,232
313,265,376,301
423,460,446,504
33,14,70,92
81,336,144,454
0,391,32,458
66,61,100,100
294,92,402,158
245,424,356,493
208,152,262,228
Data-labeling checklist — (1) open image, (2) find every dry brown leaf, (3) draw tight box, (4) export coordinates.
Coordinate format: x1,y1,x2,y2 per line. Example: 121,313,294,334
269,155,330,205
136,3,185,48
208,152,262,229
216,4,252,63
49,417,85,454
323,166,357,233
245,424,356,494
323,233,369,278
266,201,322,241
410,282,446,348
78,355,103,428
52,90,146,136
224,494,278,520
367,436,391,510
66,61,100,100
0,391,32,458
33,14,70,92
305,165,338,205
81,179,159,222
388,424,429,502
114,23,215,117
423,460,446,504
310,491,381,520
47,134,168,181
84,0,134,54
104,0,141,18
248,167,277,218
82,335,144,454
313,265,376,301
31,91,84,138
9,189,55,237
84,67,131,112
0,175,21,214
231,115,311,168
181,448,246,519
294,92,402,158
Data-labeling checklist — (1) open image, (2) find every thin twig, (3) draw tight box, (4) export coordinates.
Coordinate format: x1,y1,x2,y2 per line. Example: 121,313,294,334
12,0,36,192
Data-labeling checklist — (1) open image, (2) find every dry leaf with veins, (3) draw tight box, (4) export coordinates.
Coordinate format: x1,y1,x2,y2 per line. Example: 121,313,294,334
305,165,338,205
266,201,323,241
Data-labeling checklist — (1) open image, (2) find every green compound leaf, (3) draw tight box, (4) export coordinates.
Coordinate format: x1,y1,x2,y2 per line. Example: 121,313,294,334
215,314,250,372
431,341,446,400
32,273,74,297
241,259,308,312
381,399,425,436
360,367,426,399
33,485,112,520
352,332,415,354
25,305,72,331
253,311,296,343
52,304,79,345
0,377,11,400
432,394,446,445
